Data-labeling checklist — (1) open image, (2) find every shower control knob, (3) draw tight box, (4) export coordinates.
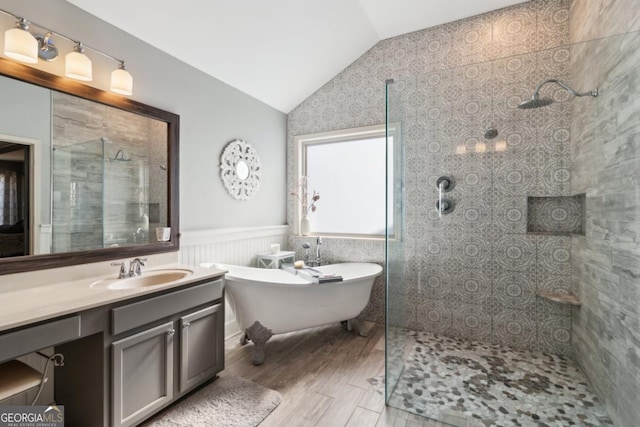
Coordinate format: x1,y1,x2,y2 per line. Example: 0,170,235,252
436,176,455,192
435,198,455,215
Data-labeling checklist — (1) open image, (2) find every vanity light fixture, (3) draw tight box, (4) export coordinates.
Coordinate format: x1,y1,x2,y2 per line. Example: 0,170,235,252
3,17,38,64
110,62,133,95
65,42,92,81
0,8,133,95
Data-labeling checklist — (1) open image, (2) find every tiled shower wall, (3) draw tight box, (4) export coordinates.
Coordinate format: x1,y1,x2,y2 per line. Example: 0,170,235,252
287,0,576,354
569,1,640,425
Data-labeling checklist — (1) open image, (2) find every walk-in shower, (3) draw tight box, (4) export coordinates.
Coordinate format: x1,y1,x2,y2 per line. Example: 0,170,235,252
52,138,150,252
383,48,615,425
518,78,598,109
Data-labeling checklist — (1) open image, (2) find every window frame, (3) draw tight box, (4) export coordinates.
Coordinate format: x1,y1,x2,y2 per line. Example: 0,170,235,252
293,123,400,239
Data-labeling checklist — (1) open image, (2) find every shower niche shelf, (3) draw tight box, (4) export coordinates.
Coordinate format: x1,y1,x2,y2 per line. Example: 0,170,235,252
536,291,581,306
526,194,585,235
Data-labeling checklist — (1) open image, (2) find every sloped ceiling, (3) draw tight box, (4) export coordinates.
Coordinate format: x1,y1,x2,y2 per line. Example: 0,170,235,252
66,0,528,113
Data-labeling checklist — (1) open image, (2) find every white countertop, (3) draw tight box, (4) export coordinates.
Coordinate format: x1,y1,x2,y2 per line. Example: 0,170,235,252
0,264,226,333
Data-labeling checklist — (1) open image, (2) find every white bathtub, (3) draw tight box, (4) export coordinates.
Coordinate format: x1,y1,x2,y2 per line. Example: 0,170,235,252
201,262,382,364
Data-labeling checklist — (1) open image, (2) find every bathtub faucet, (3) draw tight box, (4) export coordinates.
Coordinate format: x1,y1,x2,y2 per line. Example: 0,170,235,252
302,242,311,264
316,236,323,266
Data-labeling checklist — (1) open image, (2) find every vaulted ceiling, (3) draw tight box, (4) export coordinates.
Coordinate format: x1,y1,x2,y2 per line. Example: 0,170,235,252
66,0,528,113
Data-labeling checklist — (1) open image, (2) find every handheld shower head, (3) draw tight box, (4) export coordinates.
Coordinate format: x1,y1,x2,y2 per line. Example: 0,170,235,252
518,79,597,110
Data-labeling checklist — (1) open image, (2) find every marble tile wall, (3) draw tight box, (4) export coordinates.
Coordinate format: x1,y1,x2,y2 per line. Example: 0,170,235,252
51,92,168,251
287,0,576,355
569,3,640,425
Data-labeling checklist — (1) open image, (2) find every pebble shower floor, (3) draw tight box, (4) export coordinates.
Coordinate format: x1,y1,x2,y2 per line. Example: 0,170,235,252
386,330,613,427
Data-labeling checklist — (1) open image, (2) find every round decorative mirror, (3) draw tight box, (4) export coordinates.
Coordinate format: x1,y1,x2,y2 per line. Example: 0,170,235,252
220,139,262,200
236,160,250,180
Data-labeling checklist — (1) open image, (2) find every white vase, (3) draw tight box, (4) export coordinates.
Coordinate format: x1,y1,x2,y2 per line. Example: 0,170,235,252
300,216,311,236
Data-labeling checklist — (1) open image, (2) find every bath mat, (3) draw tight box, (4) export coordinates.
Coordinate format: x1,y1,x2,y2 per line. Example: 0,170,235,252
143,376,282,427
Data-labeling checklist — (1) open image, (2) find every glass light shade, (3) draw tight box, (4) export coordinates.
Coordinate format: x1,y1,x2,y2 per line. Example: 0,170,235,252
65,51,92,81
4,27,38,64
111,67,133,95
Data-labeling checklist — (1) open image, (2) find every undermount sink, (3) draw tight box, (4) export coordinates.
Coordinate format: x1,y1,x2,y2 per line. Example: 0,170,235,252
91,268,194,290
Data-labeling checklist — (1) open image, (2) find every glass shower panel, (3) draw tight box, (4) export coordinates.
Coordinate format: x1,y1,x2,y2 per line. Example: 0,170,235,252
103,142,150,247
52,138,104,252
385,80,407,403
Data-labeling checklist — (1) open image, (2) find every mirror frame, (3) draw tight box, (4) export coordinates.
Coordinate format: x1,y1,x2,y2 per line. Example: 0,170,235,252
0,57,180,275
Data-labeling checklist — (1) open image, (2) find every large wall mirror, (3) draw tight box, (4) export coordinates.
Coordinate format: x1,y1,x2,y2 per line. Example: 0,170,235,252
0,58,179,275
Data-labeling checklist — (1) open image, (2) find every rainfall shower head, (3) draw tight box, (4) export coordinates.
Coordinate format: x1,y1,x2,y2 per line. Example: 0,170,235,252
518,78,598,110
518,96,554,109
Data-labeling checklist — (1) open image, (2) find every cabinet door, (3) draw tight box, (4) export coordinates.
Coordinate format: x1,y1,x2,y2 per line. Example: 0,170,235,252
180,304,224,392
112,321,174,427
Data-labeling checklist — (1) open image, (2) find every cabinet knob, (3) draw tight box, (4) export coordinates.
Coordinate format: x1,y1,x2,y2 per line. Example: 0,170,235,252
183,322,191,329
166,329,175,337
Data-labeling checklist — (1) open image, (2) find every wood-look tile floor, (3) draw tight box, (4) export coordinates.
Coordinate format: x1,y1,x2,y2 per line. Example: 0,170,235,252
223,323,446,427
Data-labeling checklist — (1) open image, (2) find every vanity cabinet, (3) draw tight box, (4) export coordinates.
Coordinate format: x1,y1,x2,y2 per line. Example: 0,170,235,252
112,321,175,427
179,304,224,392
110,279,224,427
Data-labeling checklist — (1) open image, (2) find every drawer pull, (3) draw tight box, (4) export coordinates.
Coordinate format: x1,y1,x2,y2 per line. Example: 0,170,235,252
166,329,175,337
183,322,191,329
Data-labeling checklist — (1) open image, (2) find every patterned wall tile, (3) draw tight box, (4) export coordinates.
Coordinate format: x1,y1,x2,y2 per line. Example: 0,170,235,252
491,1,538,59
537,235,571,275
416,298,453,335
493,195,528,234
287,0,573,355
416,24,454,72
493,152,537,195
452,268,492,304
527,195,584,234
449,17,493,67
493,309,537,349
538,314,572,356
536,0,570,51
493,270,537,312
493,235,537,272
453,234,493,268
451,302,493,342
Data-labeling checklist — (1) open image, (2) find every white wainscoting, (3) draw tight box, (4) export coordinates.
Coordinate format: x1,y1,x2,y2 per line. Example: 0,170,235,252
179,225,289,338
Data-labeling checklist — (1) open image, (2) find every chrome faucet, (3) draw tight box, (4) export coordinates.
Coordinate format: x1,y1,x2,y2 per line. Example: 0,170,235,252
316,236,323,266
128,258,147,277
302,242,311,264
110,262,127,279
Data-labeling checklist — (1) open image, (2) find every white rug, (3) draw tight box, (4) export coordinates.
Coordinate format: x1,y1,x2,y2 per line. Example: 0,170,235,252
143,376,282,427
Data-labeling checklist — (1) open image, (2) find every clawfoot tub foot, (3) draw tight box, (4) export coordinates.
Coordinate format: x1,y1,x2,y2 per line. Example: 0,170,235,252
347,319,370,337
239,332,249,346
245,321,273,366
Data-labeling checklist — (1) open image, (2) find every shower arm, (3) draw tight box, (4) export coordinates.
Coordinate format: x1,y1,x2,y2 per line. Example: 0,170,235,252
532,79,598,99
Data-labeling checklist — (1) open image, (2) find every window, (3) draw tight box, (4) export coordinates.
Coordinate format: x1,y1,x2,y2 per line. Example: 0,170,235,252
294,123,399,238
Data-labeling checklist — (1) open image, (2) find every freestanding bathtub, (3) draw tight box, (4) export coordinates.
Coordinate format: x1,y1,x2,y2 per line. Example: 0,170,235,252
201,262,382,365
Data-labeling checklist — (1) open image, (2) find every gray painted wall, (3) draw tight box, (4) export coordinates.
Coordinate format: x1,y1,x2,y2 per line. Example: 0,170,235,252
0,77,51,229
0,0,287,231
569,1,640,426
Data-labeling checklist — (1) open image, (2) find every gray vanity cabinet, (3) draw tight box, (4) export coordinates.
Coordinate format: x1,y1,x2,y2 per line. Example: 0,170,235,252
112,321,175,427
179,304,224,392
